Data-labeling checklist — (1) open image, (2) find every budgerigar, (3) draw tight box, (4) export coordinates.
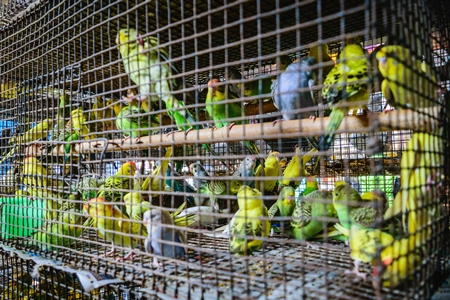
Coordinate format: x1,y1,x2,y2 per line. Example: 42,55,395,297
308,43,334,80
290,190,336,240
116,28,174,109
77,176,105,201
206,77,260,155
272,57,319,149
268,186,296,220
84,198,143,260
300,176,320,197
376,45,437,109
254,151,281,193
279,147,317,189
116,98,160,143
229,185,270,255
0,118,54,164
319,43,371,151
46,108,95,163
140,147,172,199
117,28,226,168
384,132,443,247
96,162,137,204
333,182,378,230
190,162,227,212
232,155,257,187
33,209,84,250
340,225,395,281
143,208,186,268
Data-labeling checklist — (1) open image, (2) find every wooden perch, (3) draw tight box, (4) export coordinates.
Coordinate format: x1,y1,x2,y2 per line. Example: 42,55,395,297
24,106,441,156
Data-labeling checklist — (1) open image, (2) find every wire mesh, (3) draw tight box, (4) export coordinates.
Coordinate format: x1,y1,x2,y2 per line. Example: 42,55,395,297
0,0,448,299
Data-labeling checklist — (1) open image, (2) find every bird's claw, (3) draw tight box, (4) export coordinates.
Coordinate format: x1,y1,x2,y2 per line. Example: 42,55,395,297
272,119,283,126
184,127,193,136
309,115,316,121
118,252,137,261
227,122,236,131
345,268,367,281
305,242,320,250
346,261,367,281
153,257,163,270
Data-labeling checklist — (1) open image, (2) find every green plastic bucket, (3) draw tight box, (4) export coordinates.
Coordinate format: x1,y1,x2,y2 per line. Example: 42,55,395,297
0,196,46,238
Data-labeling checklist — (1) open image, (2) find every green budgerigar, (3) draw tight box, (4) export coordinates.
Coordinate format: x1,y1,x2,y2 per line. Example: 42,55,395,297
77,176,105,201
116,98,160,143
190,162,227,211
290,190,336,240
332,182,378,230
206,77,260,155
268,186,296,220
97,161,137,204
117,28,227,168
33,209,84,251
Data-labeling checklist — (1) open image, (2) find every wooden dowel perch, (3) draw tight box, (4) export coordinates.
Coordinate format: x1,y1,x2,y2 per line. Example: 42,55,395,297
25,106,441,156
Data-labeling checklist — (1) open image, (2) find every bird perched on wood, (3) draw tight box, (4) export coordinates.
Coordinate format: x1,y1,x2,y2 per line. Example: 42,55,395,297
84,198,143,260
116,28,174,110
229,185,270,255
290,190,336,241
224,56,292,103
143,208,186,269
116,97,160,143
376,45,438,110
319,42,371,151
46,108,95,163
206,77,260,155
272,56,320,149
116,28,226,168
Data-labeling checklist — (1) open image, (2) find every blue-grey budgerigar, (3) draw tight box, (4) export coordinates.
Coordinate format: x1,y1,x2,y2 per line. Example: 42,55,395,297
272,57,319,149
143,208,186,268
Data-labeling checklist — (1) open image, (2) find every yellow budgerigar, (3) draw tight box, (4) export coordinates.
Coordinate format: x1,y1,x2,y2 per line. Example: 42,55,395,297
376,45,438,109
279,147,317,189
229,186,270,255
255,151,281,193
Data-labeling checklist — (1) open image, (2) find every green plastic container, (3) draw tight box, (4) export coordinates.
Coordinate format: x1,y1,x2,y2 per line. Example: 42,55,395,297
357,175,395,206
0,196,45,238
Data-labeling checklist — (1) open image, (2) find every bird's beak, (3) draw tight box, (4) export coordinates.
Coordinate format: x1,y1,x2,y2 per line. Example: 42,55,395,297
143,219,148,226
377,56,387,67
115,34,120,46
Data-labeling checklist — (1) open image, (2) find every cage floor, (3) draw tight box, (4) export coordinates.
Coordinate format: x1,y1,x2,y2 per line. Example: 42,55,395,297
0,230,418,300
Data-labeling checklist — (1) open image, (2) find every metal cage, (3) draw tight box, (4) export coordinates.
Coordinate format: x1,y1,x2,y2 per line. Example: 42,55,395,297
0,0,449,299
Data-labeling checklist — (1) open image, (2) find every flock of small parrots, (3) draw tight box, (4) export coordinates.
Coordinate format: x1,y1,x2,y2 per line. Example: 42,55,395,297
0,27,443,290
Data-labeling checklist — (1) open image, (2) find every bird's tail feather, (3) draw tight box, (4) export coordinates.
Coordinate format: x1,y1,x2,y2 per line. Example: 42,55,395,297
318,109,345,151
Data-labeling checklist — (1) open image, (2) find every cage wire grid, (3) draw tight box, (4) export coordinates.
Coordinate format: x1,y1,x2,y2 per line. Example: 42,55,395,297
0,0,448,299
